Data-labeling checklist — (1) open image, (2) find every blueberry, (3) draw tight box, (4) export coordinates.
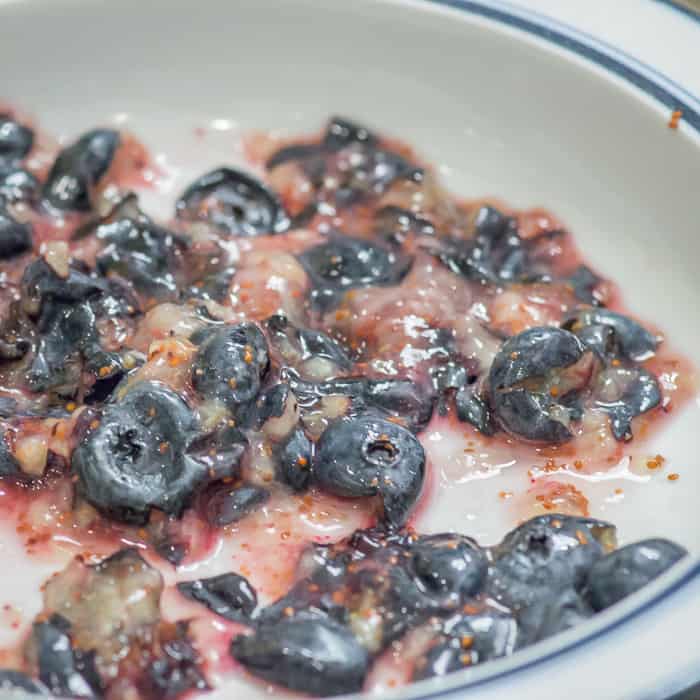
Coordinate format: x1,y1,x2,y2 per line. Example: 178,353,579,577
204,482,270,527
517,587,594,644
31,617,101,698
298,232,412,311
0,164,39,203
413,608,518,680
0,116,33,162
96,218,187,301
313,415,425,526
562,309,658,362
488,327,589,444
410,533,488,604
0,669,46,694
43,129,120,212
176,167,289,237
21,258,105,309
584,538,687,611
231,612,369,696
73,381,206,524
178,572,257,622
275,428,313,492
253,382,292,428
487,514,616,611
191,323,269,421
322,116,378,152
594,367,661,441
0,207,32,260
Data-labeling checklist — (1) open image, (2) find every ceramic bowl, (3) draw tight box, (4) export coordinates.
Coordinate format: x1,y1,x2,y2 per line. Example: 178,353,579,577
1,0,699,698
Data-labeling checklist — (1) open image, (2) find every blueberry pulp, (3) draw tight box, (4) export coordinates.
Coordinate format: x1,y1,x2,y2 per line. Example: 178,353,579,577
176,167,289,237
298,232,412,311
313,415,425,525
43,129,120,211
73,381,207,524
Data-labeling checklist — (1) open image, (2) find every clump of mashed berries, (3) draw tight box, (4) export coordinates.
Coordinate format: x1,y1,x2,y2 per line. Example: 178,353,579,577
0,111,692,698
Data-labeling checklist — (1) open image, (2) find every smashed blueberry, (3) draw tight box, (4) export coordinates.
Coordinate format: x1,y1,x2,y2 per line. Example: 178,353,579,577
43,129,119,211
0,116,33,162
314,415,425,525
96,218,187,300
0,669,46,694
563,308,658,362
191,322,269,421
298,232,412,311
178,572,257,621
0,207,32,260
487,514,616,611
413,608,519,680
275,428,313,492
204,482,270,527
584,538,687,611
0,164,39,203
410,533,488,604
374,205,435,245
594,367,661,441
31,617,100,698
73,381,206,524
186,422,247,480
488,326,590,444
265,142,322,171
231,612,369,696
176,167,289,237
0,428,25,479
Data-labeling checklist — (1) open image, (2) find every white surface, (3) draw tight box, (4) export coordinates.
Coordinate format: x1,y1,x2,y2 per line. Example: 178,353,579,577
0,0,699,698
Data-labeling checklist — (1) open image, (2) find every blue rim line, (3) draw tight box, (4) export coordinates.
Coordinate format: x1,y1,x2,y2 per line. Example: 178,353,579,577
653,0,700,23
406,1,700,697
427,0,700,133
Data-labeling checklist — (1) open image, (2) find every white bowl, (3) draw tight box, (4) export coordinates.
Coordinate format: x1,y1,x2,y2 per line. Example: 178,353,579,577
1,0,699,698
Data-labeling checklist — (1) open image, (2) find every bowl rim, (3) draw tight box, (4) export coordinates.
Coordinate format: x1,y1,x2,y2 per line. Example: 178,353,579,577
355,1,700,697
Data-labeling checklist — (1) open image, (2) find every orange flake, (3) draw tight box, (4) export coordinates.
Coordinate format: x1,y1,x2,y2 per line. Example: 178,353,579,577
668,109,682,129
667,473,680,481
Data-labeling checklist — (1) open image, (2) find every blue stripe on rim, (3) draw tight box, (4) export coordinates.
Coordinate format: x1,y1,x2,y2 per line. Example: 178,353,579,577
427,0,700,133
403,1,700,697
653,0,700,23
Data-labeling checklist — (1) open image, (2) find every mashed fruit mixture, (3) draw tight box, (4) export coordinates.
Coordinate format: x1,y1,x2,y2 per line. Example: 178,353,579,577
0,111,694,698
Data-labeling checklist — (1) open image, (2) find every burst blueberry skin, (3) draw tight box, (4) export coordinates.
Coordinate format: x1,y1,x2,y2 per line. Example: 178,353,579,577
204,482,270,527
276,428,313,492
562,308,658,362
191,322,269,422
314,415,425,526
231,612,369,697
43,129,119,211
584,538,687,611
0,163,39,203
176,167,289,237
72,381,207,524
178,572,257,622
0,669,46,694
